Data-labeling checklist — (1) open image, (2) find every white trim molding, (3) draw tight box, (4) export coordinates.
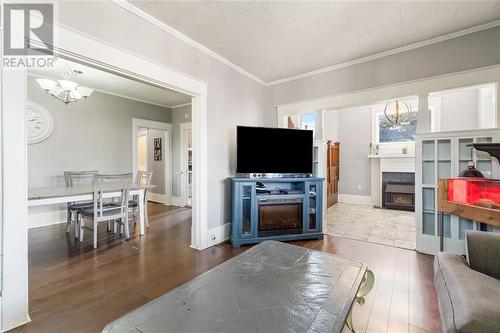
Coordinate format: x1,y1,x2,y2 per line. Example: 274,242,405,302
267,20,500,86
132,118,173,207
109,1,500,87
205,223,231,247
170,102,192,109
111,0,266,86
338,194,372,206
147,192,166,204
170,196,181,207
28,210,66,229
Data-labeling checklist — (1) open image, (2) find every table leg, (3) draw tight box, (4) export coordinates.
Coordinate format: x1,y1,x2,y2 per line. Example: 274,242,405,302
138,189,145,235
346,269,375,333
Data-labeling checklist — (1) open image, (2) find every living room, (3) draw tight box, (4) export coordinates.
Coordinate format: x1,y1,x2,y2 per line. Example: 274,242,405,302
1,1,500,333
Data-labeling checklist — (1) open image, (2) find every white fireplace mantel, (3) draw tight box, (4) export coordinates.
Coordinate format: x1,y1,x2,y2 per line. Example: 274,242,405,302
369,155,416,208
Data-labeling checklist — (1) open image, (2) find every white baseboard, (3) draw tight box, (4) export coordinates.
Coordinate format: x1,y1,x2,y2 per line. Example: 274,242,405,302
28,210,67,229
170,196,182,207
338,194,372,205
148,192,166,204
201,223,230,249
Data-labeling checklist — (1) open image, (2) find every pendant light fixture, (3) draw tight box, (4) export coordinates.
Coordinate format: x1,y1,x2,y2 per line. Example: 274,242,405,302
36,64,93,104
383,100,412,126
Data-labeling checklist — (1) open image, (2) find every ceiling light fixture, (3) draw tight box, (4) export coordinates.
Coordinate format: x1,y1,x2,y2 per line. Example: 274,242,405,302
383,100,412,127
36,65,93,104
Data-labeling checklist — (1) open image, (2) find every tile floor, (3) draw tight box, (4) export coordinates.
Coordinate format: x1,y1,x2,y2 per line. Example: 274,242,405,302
326,203,416,250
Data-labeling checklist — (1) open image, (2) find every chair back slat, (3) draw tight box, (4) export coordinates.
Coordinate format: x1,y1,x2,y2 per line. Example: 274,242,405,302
136,170,153,186
64,170,98,187
93,173,132,220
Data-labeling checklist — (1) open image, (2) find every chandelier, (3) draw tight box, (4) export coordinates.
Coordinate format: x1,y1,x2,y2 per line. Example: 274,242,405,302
383,100,412,126
36,66,93,104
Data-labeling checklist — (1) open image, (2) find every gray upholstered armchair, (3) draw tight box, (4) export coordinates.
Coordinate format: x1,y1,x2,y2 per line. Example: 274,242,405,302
434,230,500,333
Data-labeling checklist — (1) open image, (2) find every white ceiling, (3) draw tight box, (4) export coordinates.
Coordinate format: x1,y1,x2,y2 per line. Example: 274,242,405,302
130,0,500,83
29,59,191,108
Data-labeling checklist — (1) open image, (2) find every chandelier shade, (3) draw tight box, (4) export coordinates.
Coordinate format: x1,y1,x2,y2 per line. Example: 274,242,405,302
36,78,93,104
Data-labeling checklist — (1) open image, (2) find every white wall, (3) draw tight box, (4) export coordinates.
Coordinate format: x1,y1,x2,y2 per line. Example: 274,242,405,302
430,85,497,132
438,89,479,131
56,1,271,229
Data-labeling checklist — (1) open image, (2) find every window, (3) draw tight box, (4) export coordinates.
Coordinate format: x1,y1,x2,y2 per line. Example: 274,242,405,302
301,113,316,132
284,112,316,137
377,110,418,143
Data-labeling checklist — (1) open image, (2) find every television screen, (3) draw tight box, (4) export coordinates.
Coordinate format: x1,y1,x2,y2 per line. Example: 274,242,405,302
236,126,313,174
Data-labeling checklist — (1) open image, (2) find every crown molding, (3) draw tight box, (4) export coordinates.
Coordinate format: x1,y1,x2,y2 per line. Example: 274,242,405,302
27,72,187,109
267,19,500,86
170,102,192,109
111,1,500,87
111,0,266,86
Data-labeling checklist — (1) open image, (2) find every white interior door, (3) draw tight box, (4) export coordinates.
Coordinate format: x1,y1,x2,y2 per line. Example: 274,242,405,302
180,122,192,207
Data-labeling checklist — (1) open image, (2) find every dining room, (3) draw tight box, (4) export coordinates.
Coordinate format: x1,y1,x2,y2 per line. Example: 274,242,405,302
26,59,195,252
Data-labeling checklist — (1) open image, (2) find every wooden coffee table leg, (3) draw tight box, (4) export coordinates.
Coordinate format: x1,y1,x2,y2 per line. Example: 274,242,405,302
346,269,375,332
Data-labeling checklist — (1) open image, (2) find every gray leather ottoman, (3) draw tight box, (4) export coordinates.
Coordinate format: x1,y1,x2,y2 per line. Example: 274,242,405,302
103,240,373,333
434,231,500,333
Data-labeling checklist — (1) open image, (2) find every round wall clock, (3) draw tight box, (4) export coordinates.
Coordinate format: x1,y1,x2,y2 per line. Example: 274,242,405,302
27,102,54,144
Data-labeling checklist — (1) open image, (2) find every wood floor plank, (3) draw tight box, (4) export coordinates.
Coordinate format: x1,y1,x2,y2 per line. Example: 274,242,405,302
11,203,441,333
365,265,396,333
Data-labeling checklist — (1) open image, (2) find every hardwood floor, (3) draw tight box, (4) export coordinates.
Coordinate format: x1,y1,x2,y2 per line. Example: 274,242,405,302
12,203,441,333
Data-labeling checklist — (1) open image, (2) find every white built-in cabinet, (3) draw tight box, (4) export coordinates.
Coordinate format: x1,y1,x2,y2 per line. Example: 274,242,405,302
416,129,500,255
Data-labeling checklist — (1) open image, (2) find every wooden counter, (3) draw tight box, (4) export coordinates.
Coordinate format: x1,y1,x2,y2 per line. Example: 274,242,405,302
438,179,500,228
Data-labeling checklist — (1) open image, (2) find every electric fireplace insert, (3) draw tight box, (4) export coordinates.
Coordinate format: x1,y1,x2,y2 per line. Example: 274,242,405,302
258,198,303,236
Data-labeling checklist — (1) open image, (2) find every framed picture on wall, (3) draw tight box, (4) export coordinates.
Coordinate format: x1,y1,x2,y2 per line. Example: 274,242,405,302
154,138,162,161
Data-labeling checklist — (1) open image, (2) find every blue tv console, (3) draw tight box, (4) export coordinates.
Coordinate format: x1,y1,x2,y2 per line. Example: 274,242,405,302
230,177,324,247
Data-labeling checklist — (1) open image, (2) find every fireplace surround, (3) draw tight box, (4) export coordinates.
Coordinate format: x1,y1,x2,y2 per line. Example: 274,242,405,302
382,172,415,211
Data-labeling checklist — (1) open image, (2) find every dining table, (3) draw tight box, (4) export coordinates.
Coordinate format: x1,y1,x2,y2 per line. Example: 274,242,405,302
28,183,156,235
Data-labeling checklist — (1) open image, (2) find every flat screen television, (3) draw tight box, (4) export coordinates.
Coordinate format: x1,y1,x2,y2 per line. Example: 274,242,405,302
236,126,313,175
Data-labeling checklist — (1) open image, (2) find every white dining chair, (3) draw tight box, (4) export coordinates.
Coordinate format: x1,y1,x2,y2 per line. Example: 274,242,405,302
64,170,98,238
129,170,153,228
77,173,132,248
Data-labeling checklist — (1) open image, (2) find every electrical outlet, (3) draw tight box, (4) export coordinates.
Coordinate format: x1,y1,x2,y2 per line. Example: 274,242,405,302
357,185,362,190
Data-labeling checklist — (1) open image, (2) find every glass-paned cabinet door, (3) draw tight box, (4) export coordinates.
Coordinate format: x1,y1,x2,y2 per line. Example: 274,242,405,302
305,182,319,232
458,138,474,173
240,184,254,238
422,188,435,235
437,139,452,179
475,137,493,178
422,140,435,185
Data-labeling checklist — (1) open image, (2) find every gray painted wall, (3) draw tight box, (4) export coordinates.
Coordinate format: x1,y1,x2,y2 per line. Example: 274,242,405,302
171,105,192,197
58,1,271,230
27,76,171,190
336,107,372,196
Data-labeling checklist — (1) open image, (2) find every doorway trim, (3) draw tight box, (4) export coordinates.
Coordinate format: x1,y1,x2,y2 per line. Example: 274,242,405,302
132,118,173,205
1,23,209,331
179,122,192,207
